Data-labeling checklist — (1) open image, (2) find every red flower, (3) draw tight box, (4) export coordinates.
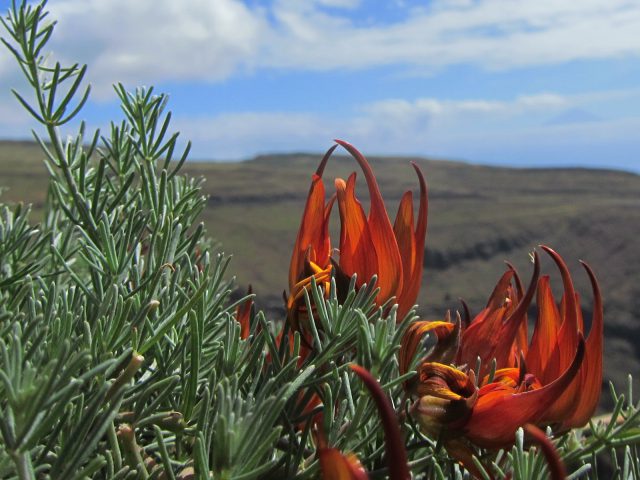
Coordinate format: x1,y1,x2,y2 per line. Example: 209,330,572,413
318,448,368,480
455,247,603,430
399,314,461,377
413,338,583,448
287,140,428,336
234,285,253,340
405,246,603,475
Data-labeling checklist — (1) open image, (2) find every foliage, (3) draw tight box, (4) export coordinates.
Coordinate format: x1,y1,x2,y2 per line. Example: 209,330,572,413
0,1,639,479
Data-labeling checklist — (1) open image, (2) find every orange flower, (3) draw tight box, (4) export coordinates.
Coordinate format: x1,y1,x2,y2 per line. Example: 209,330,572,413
318,448,368,480
287,140,428,335
398,314,460,394
287,146,336,335
406,247,602,476
413,338,584,449
234,285,253,340
454,247,603,430
455,254,539,378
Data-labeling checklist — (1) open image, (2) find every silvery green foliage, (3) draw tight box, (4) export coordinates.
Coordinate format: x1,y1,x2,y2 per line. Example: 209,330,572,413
1,2,640,479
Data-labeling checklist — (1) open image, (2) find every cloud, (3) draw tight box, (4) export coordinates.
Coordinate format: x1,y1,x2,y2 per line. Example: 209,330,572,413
174,111,335,158
167,91,567,156
164,89,639,173
1,0,639,95
313,0,361,8
262,0,640,72
42,0,270,98
362,93,569,128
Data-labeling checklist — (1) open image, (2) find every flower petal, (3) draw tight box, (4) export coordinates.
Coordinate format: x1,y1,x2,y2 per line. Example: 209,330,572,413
393,191,415,303
464,337,584,448
335,173,379,288
399,317,459,378
537,246,583,423
526,276,561,382
561,261,603,429
234,285,253,340
335,139,403,304
394,162,428,318
507,261,529,358
319,448,368,480
289,145,336,291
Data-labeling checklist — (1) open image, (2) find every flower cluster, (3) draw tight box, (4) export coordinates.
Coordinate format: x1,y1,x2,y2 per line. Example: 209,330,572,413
404,246,603,471
286,139,427,340
284,141,604,479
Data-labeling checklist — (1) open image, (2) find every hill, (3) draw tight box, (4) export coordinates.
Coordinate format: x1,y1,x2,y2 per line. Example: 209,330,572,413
1,140,639,402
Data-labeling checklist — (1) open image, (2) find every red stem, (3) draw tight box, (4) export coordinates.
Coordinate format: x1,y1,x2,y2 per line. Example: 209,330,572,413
350,364,410,480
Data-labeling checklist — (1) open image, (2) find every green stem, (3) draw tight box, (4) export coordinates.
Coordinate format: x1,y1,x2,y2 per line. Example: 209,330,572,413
19,17,99,241
11,450,35,480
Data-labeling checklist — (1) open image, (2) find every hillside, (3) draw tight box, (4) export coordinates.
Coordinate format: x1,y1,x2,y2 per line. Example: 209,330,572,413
1,140,639,402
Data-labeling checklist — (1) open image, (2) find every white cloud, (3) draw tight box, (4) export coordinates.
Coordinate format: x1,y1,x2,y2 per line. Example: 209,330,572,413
168,91,587,158
170,101,640,172
263,0,640,71
1,0,639,95
1,75,637,171
314,0,361,8
174,111,338,159
43,0,270,97
364,93,568,121
162,88,638,172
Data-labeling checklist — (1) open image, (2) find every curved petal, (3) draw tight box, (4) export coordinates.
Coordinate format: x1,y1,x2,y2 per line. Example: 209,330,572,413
335,173,378,288
538,247,583,423
541,246,581,373
526,276,561,381
507,261,529,357
464,337,584,449
394,162,428,318
561,261,603,429
289,145,336,291
399,317,459,377
319,448,368,480
393,191,416,305
335,139,403,304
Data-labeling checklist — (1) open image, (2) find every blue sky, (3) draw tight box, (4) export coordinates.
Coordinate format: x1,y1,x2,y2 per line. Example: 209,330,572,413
0,0,639,172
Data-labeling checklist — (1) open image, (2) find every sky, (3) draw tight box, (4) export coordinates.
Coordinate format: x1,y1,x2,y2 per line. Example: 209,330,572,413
0,0,639,172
